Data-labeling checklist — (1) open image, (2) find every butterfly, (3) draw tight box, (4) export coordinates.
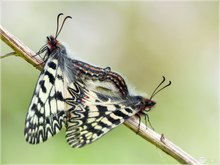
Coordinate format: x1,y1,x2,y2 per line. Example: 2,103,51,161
24,13,129,144
64,76,170,148
24,13,171,147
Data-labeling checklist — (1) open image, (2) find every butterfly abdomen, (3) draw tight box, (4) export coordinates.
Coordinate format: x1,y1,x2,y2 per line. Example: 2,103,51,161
72,60,128,97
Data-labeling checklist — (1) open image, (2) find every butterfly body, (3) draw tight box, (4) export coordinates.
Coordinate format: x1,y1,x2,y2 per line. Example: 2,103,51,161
72,60,128,97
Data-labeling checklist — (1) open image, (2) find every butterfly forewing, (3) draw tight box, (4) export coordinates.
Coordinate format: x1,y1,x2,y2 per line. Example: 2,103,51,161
65,81,142,148
24,53,68,144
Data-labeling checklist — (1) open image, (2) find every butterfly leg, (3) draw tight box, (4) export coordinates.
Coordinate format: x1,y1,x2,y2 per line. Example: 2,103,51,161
143,111,154,130
135,113,142,134
32,53,49,67
137,111,154,130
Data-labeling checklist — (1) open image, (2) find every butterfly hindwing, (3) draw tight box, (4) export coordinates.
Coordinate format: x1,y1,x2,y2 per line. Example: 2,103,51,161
65,81,142,148
24,54,67,144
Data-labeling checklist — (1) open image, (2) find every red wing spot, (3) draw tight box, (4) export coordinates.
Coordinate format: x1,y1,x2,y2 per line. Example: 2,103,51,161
85,95,89,99
67,113,71,119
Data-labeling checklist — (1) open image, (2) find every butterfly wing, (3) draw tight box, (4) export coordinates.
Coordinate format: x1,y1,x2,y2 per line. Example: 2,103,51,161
65,81,142,148
24,54,68,144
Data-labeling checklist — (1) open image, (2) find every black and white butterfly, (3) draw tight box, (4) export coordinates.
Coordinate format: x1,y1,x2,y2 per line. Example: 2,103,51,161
24,13,129,144
24,13,171,148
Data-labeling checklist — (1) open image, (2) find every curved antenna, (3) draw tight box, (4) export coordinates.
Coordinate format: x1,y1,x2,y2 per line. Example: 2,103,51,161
149,76,165,99
149,76,171,100
150,81,171,99
55,15,72,39
55,13,64,37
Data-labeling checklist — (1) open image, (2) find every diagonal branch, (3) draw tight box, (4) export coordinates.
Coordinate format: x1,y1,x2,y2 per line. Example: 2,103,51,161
0,25,202,165
0,25,43,70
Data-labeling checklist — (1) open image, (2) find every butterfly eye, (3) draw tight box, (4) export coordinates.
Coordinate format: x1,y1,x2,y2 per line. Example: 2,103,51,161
51,39,57,47
146,100,156,107
143,99,156,109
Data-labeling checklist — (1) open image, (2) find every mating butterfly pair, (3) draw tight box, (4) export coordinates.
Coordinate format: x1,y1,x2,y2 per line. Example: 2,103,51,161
24,13,171,148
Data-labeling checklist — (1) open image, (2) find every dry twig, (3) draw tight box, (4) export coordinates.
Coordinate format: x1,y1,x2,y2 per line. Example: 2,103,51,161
0,25,202,165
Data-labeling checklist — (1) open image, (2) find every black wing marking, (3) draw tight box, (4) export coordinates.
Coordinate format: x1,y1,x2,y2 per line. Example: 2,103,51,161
65,81,142,148
24,55,67,144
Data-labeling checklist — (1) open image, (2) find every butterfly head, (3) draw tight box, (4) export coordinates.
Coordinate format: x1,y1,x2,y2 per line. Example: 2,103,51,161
137,97,156,112
46,35,59,54
36,13,72,56
140,76,171,112
47,14,72,54
144,98,156,109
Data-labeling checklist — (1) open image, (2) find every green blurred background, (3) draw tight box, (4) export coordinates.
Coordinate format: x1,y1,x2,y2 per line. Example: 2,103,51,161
1,1,219,164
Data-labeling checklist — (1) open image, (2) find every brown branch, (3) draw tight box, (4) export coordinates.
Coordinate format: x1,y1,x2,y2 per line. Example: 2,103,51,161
0,25,202,165
0,25,43,70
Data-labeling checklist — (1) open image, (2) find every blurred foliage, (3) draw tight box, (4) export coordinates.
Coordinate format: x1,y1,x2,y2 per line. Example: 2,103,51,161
1,1,219,164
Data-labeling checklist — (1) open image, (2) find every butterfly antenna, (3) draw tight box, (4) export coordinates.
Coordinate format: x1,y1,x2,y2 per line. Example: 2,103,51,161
56,15,72,39
149,76,171,100
55,13,64,37
149,76,165,99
